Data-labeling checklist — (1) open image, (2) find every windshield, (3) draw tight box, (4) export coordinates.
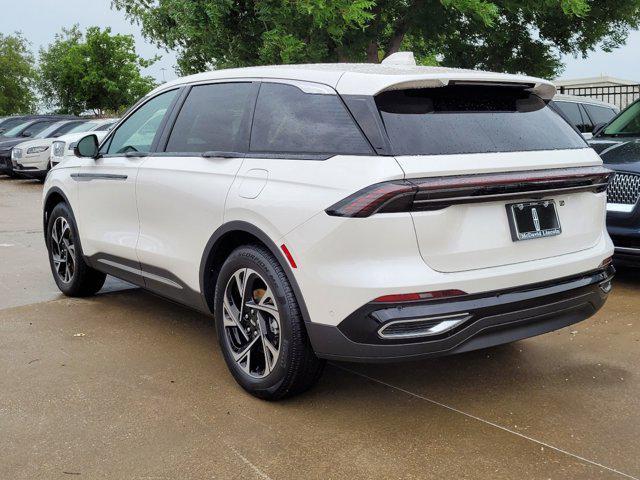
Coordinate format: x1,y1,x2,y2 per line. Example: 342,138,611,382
376,86,586,156
601,101,640,137
2,121,31,137
68,122,99,134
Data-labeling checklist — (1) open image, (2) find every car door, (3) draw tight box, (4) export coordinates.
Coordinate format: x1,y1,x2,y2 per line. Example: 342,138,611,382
76,89,180,285
135,81,257,306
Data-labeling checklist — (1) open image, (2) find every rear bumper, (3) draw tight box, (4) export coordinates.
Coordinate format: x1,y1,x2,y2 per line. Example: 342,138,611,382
307,266,614,362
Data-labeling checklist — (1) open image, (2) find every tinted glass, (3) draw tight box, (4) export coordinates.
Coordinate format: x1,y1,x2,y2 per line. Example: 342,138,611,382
250,83,372,155
377,87,586,156
107,90,178,154
554,101,584,131
22,121,57,138
166,83,254,153
577,104,594,132
47,121,86,138
584,104,617,126
0,118,28,133
602,101,640,137
93,122,116,131
68,122,100,134
3,121,33,137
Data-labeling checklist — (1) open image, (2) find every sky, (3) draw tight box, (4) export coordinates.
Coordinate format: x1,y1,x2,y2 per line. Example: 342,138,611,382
0,0,638,83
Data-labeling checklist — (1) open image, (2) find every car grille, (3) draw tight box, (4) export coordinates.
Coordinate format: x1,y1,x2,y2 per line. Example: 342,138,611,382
607,173,640,205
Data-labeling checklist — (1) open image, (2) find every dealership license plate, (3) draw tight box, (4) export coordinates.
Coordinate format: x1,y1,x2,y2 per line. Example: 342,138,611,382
506,200,561,241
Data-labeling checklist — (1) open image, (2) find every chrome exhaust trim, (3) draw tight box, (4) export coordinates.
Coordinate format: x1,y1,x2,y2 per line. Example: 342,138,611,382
377,313,471,340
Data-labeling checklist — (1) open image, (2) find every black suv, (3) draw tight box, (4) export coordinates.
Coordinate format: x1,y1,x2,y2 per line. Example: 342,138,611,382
589,99,640,266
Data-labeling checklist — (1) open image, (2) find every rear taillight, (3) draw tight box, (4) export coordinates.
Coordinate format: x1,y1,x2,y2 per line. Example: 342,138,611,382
373,289,467,303
326,166,612,218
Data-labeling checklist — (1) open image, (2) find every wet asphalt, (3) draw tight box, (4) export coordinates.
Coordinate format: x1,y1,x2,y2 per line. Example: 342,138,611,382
1,176,639,479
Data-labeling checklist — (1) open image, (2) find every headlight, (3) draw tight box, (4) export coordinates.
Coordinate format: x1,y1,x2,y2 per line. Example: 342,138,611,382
11,148,22,160
27,145,49,155
52,141,66,158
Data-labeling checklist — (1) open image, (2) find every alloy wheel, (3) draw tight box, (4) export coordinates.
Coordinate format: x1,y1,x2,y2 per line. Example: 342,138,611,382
50,217,75,283
222,268,281,378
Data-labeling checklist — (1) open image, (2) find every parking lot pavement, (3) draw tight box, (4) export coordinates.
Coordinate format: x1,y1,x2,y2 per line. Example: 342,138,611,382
1,178,639,480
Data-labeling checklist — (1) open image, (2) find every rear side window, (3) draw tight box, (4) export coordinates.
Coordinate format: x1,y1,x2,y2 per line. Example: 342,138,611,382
554,101,584,131
250,83,372,155
584,104,617,126
377,87,586,156
166,82,255,153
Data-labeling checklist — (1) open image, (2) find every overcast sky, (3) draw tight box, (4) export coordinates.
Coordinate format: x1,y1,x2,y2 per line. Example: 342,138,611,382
1,0,639,83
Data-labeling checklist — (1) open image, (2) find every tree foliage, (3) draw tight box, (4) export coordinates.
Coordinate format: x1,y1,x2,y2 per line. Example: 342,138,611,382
0,33,38,115
113,0,640,78
38,26,158,115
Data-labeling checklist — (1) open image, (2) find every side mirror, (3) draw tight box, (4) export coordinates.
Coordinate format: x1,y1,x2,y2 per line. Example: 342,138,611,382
74,134,100,159
21,130,33,138
592,123,607,136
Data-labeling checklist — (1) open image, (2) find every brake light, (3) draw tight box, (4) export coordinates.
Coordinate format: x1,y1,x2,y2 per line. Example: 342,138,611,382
326,166,612,218
373,289,466,303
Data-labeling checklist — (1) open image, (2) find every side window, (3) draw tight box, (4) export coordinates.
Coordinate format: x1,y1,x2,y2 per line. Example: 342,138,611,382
578,104,594,132
106,90,178,154
250,82,372,155
554,101,585,132
52,121,85,137
583,104,617,126
23,121,55,137
166,83,255,153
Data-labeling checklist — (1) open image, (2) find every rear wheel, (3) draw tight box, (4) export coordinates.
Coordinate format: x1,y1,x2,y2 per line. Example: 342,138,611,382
214,245,324,400
46,202,106,296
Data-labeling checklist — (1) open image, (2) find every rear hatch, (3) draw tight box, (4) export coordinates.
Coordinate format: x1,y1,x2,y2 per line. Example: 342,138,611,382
376,84,608,273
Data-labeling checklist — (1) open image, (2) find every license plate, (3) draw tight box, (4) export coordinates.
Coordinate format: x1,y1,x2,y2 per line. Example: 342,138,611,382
506,200,561,241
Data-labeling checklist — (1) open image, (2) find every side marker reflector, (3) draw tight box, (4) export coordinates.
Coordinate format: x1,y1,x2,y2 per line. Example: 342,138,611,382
280,244,297,269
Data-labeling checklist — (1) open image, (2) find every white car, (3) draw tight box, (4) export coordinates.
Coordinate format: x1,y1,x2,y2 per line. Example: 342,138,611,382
12,119,117,180
50,119,118,168
551,94,619,140
43,55,614,399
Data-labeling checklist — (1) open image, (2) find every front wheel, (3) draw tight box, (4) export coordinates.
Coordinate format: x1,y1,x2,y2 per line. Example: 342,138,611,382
46,202,106,296
214,245,325,400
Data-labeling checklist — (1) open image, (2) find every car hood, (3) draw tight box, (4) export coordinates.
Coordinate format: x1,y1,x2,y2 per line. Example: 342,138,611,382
0,137,28,151
589,136,640,154
598,139,640,174
13,138,55,151
56,130,109,144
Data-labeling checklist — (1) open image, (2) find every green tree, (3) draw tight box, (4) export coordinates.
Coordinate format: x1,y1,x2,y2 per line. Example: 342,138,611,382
112,0,640,78
38,26,158,115
0,33,37,115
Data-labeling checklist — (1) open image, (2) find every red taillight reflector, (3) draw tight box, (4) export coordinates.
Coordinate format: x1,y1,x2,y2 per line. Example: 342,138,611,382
373,289,467,303
280,244,297,269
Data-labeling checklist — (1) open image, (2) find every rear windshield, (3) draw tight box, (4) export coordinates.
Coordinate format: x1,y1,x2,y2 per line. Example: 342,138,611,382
376,86,586,156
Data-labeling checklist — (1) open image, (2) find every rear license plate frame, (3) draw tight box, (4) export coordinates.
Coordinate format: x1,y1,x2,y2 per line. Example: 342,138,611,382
506,200,562,242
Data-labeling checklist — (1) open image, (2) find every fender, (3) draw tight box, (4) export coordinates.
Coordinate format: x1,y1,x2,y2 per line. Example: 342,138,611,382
42,186,73,241
199,221,313,325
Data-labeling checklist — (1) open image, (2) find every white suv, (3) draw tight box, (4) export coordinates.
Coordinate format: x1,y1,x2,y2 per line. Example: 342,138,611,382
43,59,615,399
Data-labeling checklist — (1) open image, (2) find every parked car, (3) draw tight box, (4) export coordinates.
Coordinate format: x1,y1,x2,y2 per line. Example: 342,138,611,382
587,99,640,266
0,117,80,177
49,119,118,168
13,118,117,180
550,94,619,139
43,58,614,399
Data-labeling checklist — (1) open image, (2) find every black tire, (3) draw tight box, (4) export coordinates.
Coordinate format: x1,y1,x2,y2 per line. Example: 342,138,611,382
214,244,325,400
46,202,106,297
